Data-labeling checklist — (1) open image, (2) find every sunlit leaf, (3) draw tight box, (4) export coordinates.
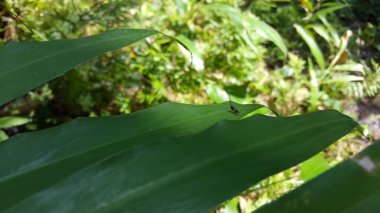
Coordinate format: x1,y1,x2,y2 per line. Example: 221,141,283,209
294,24,325,69
300,153,330,182
333,63,365,74
311,24,332,45
323,75,364,84
0,116,32,129
0,130,8,143
205,3,242,29
319,16,340,46
206,84,228,103
311,2,349,20
223,197,240,213
206,3,287,56
248,16,288,56
176,35,204,71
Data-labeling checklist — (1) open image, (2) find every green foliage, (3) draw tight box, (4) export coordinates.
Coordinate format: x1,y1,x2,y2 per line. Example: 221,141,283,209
0,116,31,129
294,24,325,70
4,0,379,119
0,130,7,142
0,23,360,212
347,60,380,98
0,116,31,142
1,0,379,211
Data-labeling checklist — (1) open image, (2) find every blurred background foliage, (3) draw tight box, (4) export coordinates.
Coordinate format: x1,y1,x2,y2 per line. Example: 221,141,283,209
1,0,380,212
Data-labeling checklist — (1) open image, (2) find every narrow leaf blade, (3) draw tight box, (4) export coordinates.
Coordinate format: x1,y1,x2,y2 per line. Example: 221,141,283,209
294,24,325,69
250,18,288,56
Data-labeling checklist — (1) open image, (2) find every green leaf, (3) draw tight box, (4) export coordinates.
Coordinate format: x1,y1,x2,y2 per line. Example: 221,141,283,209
319,16,340,46
206,83,228,103
323,75,364,84
294,24,325,69
0,103,356,212
248,16,288,56
206,3,287,56
0,102,262,211
205,3,242,29
300,153,330,182
0,116,32,129
333,63,365,74
176,35,204,71
223,197,240,213
255,141,380,213
311,24,332,45
0,130,8,143
311,2,349,20
0,29,158,105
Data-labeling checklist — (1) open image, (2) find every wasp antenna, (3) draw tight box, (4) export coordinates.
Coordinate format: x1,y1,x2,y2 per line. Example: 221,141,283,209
227,94,232,105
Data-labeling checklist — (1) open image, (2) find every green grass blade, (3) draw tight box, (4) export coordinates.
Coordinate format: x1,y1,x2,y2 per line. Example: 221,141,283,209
311,2,349,21
0,29,158,105
294,24,325,69
249,17,288,56
206,3,287,56
205,3,242,29
311,24,332,45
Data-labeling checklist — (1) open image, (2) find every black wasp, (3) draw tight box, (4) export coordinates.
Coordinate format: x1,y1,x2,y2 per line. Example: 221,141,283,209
227,95,240,115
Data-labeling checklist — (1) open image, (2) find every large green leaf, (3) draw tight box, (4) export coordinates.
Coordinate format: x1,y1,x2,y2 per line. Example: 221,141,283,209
0,102,262,211
255,141,380,213
0,29,158,105
0,103,356,212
